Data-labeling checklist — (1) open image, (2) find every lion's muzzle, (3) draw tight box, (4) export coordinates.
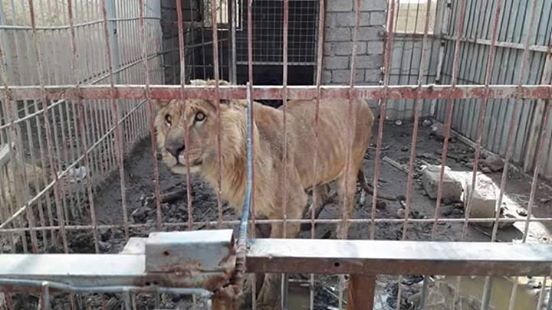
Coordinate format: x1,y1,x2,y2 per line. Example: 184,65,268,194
165,127,186,162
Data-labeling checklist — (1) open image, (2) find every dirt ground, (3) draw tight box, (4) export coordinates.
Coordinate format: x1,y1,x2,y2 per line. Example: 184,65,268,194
9,119,552,309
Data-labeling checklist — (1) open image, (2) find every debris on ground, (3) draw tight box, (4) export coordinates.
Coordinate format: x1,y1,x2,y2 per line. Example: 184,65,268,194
480,155,505,172
429,123,455,142
383,156,409,174
421,165,463,203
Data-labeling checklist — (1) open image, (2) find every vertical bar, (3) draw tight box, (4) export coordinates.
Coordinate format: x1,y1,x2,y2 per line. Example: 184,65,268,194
346,275,375,310
175,0,194,231
246,0,257,307
281,0,290,305
139,0,163,229
40,281,50,310
397,1,434,308
101,0,129,239
27,0,69,252
67,0,100,254
228,0,236,84
473,0,506,308
501,0,540,307
310,0,325,304
209,0,224,228
370,0,398,239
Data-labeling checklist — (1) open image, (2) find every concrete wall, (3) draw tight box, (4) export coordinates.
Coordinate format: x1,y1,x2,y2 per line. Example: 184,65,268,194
322,0,387,85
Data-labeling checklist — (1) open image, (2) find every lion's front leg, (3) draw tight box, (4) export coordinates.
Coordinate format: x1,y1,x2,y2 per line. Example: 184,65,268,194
256,183,306,309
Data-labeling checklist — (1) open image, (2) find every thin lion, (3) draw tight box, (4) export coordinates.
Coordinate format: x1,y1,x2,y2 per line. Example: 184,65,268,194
154,79,374,309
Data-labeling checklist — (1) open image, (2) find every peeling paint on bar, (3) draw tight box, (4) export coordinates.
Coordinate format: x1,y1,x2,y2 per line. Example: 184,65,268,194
3,85,551,101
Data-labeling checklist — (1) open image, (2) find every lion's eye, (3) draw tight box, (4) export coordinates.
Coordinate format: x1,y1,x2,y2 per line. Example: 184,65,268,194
165,114,172,126
195,111,206,122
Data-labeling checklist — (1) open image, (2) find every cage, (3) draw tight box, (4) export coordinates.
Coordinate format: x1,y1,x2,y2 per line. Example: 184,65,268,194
0,0,551,309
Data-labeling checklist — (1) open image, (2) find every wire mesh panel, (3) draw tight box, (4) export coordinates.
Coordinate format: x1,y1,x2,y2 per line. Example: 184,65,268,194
236,0,319,65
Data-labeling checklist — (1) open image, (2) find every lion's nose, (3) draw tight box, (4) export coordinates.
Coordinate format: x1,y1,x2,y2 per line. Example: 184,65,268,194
165,139,185,160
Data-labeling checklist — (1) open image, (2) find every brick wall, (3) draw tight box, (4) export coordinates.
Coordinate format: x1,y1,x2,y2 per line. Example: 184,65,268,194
323,0,387,85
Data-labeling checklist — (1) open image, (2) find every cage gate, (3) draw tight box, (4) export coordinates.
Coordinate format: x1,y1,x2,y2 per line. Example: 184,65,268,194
1,0,552,309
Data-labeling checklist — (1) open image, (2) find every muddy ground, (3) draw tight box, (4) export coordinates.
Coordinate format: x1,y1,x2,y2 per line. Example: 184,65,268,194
9,120,552,309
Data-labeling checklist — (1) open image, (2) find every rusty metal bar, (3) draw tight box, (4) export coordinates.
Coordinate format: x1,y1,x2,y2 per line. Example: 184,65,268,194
309,0,325,307
370,0,398,240
246,239,552,276
209,0,224,228
175,0,194,231
347,275,375,310
26,0,69,252
245,0,257,306
139,0,162,229
100,0,129,240
66,0,100,253
3,215,552,234
3,84,551,101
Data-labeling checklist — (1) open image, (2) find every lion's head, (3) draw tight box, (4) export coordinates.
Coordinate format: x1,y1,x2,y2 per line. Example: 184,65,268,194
154,79,248,176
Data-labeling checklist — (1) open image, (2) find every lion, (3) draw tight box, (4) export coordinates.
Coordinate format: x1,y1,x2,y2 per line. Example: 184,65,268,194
154,79,374,309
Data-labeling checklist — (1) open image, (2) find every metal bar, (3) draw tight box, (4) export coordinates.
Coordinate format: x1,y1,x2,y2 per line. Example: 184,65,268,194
3,215,552,234
209,0,224,228
231,82,254,292
0,241,549,286
310,0,325,306
67,0,100,253
346,275,375,310
175,0,194,231
101,0,129,239
0,278,211,297
139,0,162,230
246,239,552,276
370,0,397,239
441,34,550,53
3,84,551,101
246,0,257,306
0,17,162,31
26,0,69,252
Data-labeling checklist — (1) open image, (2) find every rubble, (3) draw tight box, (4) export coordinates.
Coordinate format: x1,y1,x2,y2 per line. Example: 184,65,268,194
480,154,505,172
421,165,463,203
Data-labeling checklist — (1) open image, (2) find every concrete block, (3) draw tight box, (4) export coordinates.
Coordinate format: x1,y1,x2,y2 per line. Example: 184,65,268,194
366,40,384,54
365,69,382,83
462,173,498,225
325,28,351,42
360,0,387,12
325,56,350,69
331,69,364,84
370,11,387,26
322,71,332,84
325,42,367,56
327,0,353,12
328,12,372,27
421,165,463,203
358,26,383,40
356,55,383,69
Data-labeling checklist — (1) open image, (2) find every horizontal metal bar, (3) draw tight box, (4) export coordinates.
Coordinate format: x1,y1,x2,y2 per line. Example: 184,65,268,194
235,61,317,66
394,33,550,53
0,278,211,297
3,84,551,101
0,17,161,31
442,35,551,53
1,240,550,290
246,239,552,276
3,216,552,234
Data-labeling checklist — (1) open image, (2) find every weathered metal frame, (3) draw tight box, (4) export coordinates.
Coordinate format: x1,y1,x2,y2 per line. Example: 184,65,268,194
0,234,551,308
2,84,551,100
